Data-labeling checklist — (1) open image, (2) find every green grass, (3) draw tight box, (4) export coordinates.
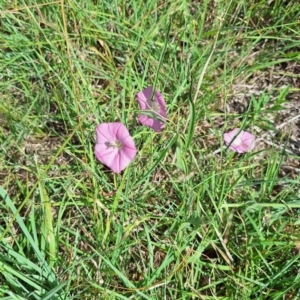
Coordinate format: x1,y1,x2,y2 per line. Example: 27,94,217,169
1,0,300,299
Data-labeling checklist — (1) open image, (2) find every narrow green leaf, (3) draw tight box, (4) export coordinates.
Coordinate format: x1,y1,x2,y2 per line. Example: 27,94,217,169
0,186,56,283
39,182,56,265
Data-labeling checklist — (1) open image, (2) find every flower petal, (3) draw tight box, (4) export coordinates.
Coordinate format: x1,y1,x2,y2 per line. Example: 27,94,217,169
96,123,117,143
150,119,165,132
121,134,138,151
154,90,167,119
223,128,239,144
137,86,153,109
117,147,137,172
95,144,120,172
114,122,131,141
223,128,255,153
241,132,256,151
138,114,154,127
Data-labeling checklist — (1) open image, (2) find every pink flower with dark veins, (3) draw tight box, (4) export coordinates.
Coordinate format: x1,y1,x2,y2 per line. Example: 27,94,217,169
95,122,137,173
136,86,167,132
223,128,256,153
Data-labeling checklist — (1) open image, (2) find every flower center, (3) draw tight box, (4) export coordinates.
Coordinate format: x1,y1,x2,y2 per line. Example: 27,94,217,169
149,101,160,112
233,136,243,146
105,140,123,149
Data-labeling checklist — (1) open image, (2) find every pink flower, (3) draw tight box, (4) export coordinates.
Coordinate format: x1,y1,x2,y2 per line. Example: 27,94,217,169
136,86,167,132
95,122,137,173
223,128,256,153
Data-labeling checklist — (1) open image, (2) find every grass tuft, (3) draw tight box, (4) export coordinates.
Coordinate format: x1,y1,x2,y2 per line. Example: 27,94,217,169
0,0,300,299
